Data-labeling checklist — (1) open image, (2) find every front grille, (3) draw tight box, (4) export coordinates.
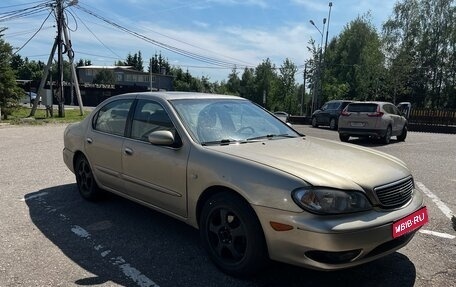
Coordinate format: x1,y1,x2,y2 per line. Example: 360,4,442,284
374,177,414,208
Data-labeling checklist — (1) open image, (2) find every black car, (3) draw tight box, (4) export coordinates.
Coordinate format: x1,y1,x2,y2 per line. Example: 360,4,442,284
311,100,352,130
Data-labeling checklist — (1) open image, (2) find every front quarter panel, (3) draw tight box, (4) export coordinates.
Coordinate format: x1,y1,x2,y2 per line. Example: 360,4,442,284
186,145,305,227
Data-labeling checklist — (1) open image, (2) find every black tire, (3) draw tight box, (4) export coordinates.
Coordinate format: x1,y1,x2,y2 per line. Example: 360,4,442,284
329,118,337,130
397,125,407,141
382,126,392,144
311,117,318,128
199,193,268,276
339,134,349,142
75,155,102,201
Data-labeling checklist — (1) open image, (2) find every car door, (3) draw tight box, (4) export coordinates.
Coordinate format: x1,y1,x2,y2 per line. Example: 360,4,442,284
85,98,134,192
390,105,406,133
318,102,331,124
384,104,402,134
121,99,189,217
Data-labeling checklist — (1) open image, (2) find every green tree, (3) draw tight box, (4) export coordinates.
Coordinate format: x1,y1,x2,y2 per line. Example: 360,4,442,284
323,14,385,101
50,60,72,82
93,69,115,85
149,52,171,74
226,67,241,95
254,58,278,109
77,59,92,67
124,51,144,71
0,34,23,120
277,58,298,113
239,67,256,100
15,57,45,81
383,0,456,108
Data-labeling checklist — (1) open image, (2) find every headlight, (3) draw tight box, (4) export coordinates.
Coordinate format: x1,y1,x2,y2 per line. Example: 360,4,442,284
292,187,372,214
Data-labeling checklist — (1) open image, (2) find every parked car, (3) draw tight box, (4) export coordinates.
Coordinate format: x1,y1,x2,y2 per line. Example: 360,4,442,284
338,101,408,144
63,92,426,275
272,111,289,122
311,100,352,130
397,102,412,119
21,92,41,105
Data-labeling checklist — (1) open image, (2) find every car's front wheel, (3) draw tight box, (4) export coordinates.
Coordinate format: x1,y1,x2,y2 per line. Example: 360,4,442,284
199,193,267,276
311,117,318,128
75,155,102,201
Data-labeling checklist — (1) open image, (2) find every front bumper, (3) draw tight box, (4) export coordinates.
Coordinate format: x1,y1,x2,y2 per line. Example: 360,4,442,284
252,190,424,270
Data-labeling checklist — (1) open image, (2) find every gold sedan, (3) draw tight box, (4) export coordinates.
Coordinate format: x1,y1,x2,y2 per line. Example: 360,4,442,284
63,92,427,276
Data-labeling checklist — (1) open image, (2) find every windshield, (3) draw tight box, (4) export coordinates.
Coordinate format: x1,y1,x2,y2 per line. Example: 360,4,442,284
170,98,300,144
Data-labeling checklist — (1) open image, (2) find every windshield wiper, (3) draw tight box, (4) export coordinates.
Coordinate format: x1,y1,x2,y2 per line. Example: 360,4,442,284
247,134,297,141
201,138,248,146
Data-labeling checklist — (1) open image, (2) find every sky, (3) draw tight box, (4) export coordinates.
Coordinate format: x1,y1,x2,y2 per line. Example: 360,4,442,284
1,0,397,83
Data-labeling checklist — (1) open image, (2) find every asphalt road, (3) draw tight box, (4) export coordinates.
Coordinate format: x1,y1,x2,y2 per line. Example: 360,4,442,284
0,124,454,287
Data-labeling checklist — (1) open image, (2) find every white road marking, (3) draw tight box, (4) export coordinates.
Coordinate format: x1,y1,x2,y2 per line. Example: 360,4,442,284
101,250,111,257
419,229,455,239
70,226,159,287
71,225,91,239
24,194,159,287
416,182,454,220
21,191,48,201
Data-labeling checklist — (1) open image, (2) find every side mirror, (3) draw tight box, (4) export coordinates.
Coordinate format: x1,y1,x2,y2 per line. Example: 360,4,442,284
148,130,175,146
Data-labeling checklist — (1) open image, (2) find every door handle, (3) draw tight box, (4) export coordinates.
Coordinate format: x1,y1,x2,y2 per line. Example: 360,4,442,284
86,138,93,144
124,147,134,156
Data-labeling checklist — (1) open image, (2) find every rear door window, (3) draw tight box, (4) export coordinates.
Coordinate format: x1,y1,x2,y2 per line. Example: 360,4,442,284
93,99,133,136
347,103,378,113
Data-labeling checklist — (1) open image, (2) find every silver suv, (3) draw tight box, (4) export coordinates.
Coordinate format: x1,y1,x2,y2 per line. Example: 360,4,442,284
338,102,408,144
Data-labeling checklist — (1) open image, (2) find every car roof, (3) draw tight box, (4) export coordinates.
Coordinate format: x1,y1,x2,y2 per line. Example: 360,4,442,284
327,100,352,103
348,101,396,105
111,91,245,101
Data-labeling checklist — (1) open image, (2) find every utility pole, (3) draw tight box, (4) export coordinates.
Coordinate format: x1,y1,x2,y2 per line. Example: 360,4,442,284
301,62,308,116
149,58,153,91
56,0,64,117
29,0,84,117
324,2,333,55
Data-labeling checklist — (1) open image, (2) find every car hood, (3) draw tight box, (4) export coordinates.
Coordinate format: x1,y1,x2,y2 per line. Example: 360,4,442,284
207,136,410,191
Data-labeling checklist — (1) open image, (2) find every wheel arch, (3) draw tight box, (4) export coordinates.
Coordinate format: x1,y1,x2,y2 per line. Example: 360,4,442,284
73,150,87,170
195,186,260,230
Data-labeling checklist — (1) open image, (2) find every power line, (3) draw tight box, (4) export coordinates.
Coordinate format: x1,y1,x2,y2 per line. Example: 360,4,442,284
73,4,253,69
69,8,124,61
63,8,77,32
4,25,53,37
75,50,124,61
0,1,53,22
13,9,53,54
0,1,49,10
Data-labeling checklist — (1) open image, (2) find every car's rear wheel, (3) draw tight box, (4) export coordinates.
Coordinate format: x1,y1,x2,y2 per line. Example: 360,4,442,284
382,126,392,144
75,155,102,201
199,193,267,276
397,125,407,141
339,134,350,142
311,117,318,128
329,118,337,130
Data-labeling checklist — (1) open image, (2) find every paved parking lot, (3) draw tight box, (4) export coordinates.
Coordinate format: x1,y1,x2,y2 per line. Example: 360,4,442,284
0,124,454,287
